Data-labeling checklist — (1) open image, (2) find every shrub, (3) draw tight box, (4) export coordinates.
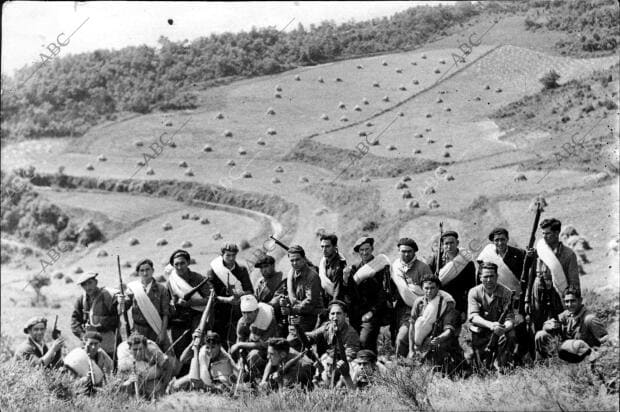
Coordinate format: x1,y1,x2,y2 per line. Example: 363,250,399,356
540,69,561,89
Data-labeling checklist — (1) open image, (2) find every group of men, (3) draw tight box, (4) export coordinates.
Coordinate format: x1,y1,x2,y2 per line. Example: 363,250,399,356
14,217,608,398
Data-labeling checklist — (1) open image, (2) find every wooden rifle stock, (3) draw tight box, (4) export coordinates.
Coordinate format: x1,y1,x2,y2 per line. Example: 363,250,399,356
116,256,132,338
435,222,444,276
520,197,545,314
189,290,216,381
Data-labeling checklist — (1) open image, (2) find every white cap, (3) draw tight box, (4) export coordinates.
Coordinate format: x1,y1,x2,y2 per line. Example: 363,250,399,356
240,294,258,312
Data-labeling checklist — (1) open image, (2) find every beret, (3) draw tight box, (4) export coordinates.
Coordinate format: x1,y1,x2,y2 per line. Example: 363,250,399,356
169,249,191,265
76,272,98,285
356,349,377,362
558,339,591,363
254,254,275,268
205,331,221,343
397,237,418,252
287,244,306,257
441,231,459,240
353,236,374,253
24,316,47,334
488,227,509,241
328,299,348,313
135,258,154,272
84,331,103,342
240,294,259,312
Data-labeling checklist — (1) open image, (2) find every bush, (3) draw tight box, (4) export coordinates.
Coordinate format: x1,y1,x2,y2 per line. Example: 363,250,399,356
31,224,59,249
540,70,561,89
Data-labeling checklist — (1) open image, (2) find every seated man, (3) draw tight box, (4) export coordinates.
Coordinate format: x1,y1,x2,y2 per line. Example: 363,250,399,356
230,295,279,380
14,316,64,368
259,338,314,391
63,331,113,395
535,287,607,363
468,262,516,369
118,333,173,399
169,331,237,393
349,349,387,389
408,275,463,375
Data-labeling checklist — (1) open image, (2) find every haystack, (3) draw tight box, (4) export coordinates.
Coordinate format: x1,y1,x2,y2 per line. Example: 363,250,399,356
356,64,363,69
122,261,131,268
424,186,436,195
224,130,233,137
340,116,348,122
362,98,369,105
396,68,403,73
191,215,200,221
335,77,343,82
184,168,194,177
514,174,527,182
398,112,405,117
257,138,266,145
201,218,210,224
402,175,412,182
134,141,144,147
275,85,282,92
366,121,373,127
203,144,212,152
227,160,236,166
443,152,451,158
156,238,168,246
86,164,94,171
274,93,282,99
181,240,192,248
387,145,397,151
436,167,447,175
373,82,380,88
426,113,432,118
427,138,435,144
445,174,455,181
137,160,145,166
179,160,188,168
434,69,441,74
445,144,453,149
169,141,177,148
396,182,408,189
382,96,390,102
411,61,417,65
146,167,155,175
318,77,324,83
445,107,452,112
213,232,223,240
74,267,84,274
321,114,329,120
242,171,252,178
407,200,420,209
496,88,502,93
165,121,173,127
53,271,64,280
129,237,139,246
358,131,367,137
181,213,190,219
97,250,108,258
266,128,276,135
413,80,419,85
275,166,284,173
162,222,173,231
65,277,74,284
299,176,309,183
294,74,300,81
382,60,388,66
238,147,247,155
437,98,443,103
216,112,224,119
338,102,346,109
402,190,413,199
428,199,440,209
439,59,446,64
98,155,107,162
272,177,281,184
361,176,371,183
266,107,276,115
369,139,380,146
414,149,422,154
354,105,362,111
421,54,427,59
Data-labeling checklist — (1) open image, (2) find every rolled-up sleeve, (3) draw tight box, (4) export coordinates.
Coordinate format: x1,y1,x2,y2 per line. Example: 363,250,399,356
467,288,481,322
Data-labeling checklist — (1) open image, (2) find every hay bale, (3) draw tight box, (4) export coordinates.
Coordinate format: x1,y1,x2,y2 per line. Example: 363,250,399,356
238,147,247,155
338,102,346,109
362,98,369,105
184,168,194,177
436,167,448,175
257,138,266,146
179,160,188,168
266,128,276,135
134,140,144,147
156,238,168,246
414,149,422,154
407,200,420,209
445,143,453,149
242,171,252,178
398,112,405,117
399,85,407,91
224,130,233,137
425,113,432,118
366,121,373,127
181,240,192,248
416,133,424,138
439,59,446,64
373,82,380,88
227,160,236,166
422,54,427,59
424,186,435,195
396,68,403,74
97,155,107,162
411,61,417,66
445,107,452,112
122,261,131,268
434,69,441,74
474,96,481,101
266,107,276,115
356,64,363,69
146,168,155,175
402,190,413,199
162,222,173,231
216,112,224,119
354,105,362,112
382,60,388,66
272,177,281,184
428,199,440,209
485,85,491,90
275,85,282,92
427,138,435,144
65,277,74,284
200,218,210,224
181,213,190,220
321,113,329,120
213,232,223,240
495,88,502,93
53,271,64,280
137,160,146,166
437,98,443,103
318,77,324,83
382,96,390,102
443,152,451,158
514,174,527,182
274,93,282,98
275,166,284,173
294,74,300,81
203,144,212,152
129,237,139,246
396,182,408,189
413,80,419,85
445,174,455,181
425,128,432,132
97,250,108,258
165,121,173,127
74,267,84,274
402,175,412,182
387,145,397,151
169,141,177,148
361,176,371,183
340,116,348,122
191,214,200,221
299,176,309,183
358,131,367,137
369,139,380,146
335,77,343,82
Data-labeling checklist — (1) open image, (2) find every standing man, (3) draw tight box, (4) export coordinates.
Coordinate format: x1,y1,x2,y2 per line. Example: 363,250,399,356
124,259,171,351
166,250,211,360
207,243,254,348
477,228,526,292
468,262,516,369
427,231,476,319
390,237,433,357
15,316,64,367
525,218,580,331
318,233,349,306
344,237,389,354
71,272,120,358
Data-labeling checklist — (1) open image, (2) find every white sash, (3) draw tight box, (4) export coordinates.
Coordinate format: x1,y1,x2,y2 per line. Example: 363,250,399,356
168,272,206,311
414,290,454,346
210,256,244,295
353,254,391,284
127,280,162,335
438,253,470,285
318,254,345,297
477,244,521,291
535,239,568,294
391,259,424,307
251,303,274,331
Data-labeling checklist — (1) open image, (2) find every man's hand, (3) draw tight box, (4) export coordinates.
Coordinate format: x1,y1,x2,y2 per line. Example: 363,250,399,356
230,343,240,355
177,298,189,307
51,337,65,353
343,266,352,285
491,322,506,336
336,359,347,373
361,311,373,322
526,247,536,258
407,350,415,359
524,303,531,315
429,335,443,346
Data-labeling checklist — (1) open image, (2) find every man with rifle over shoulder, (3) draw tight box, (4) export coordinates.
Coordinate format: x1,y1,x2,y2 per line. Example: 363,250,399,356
468,262,516,370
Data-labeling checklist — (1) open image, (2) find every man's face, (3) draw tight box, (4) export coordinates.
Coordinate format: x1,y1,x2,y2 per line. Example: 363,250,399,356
241,309,258,324
358,359,375,375
173,257,189,275
289,253,306,272
358,243,373,262
493,234,508,253
260,264,275,278
80,278,98,295
442,236,458,254
130,342,146,360
223,251,237,266
564,294,582,314
399,245,415,263
320,240,336,258
138,263,154,283
422,281,439,300
542,228,560,246
85,338,101,358
480,269,498,292
204,341,221,358
29,323,46,344
267,347,284,366
329,304,346,328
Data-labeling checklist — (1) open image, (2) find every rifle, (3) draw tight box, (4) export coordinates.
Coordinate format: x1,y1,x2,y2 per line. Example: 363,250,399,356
293,321,324,375
329,322,352,388
189,289,216,383
52,315,61,339
116,255,132,339
484,291,515,369
520,195,546,314
173,278,209,309
418,295,445,358
435,222,444,276
270,235,318,271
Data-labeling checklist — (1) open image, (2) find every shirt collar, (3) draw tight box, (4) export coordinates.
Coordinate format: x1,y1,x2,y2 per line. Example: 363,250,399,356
29,337,46,355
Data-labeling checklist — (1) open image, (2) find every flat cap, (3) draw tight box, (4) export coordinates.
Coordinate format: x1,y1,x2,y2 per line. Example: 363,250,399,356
558,339,591,363
24,316,47,334
441,230,459,240
169,249,191,265
76,272,98,285
328,299,348,313
254,254,275,268
84,331,103,342
397,237,418,252
353,236,374,253
488,227,509,241
356,349,377,363
287,244,306,257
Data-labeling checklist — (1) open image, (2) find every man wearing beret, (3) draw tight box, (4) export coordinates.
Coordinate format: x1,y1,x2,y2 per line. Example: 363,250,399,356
15,316,64,368
427,230,476,319
534,287,607,363
390,237,433,357
71,272,121,358
344,236,389,354
207,243,254,348
166,249,211,360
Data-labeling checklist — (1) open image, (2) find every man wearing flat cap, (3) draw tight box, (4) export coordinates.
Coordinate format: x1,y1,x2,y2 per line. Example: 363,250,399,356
344,236,389,354
349,349,387,389
427,230,476,318
253,255,286,305
15,316,64,368
390,237,433,357
477,228,527,292
166,249,211,360
207,243,254,348
71,272,121,358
